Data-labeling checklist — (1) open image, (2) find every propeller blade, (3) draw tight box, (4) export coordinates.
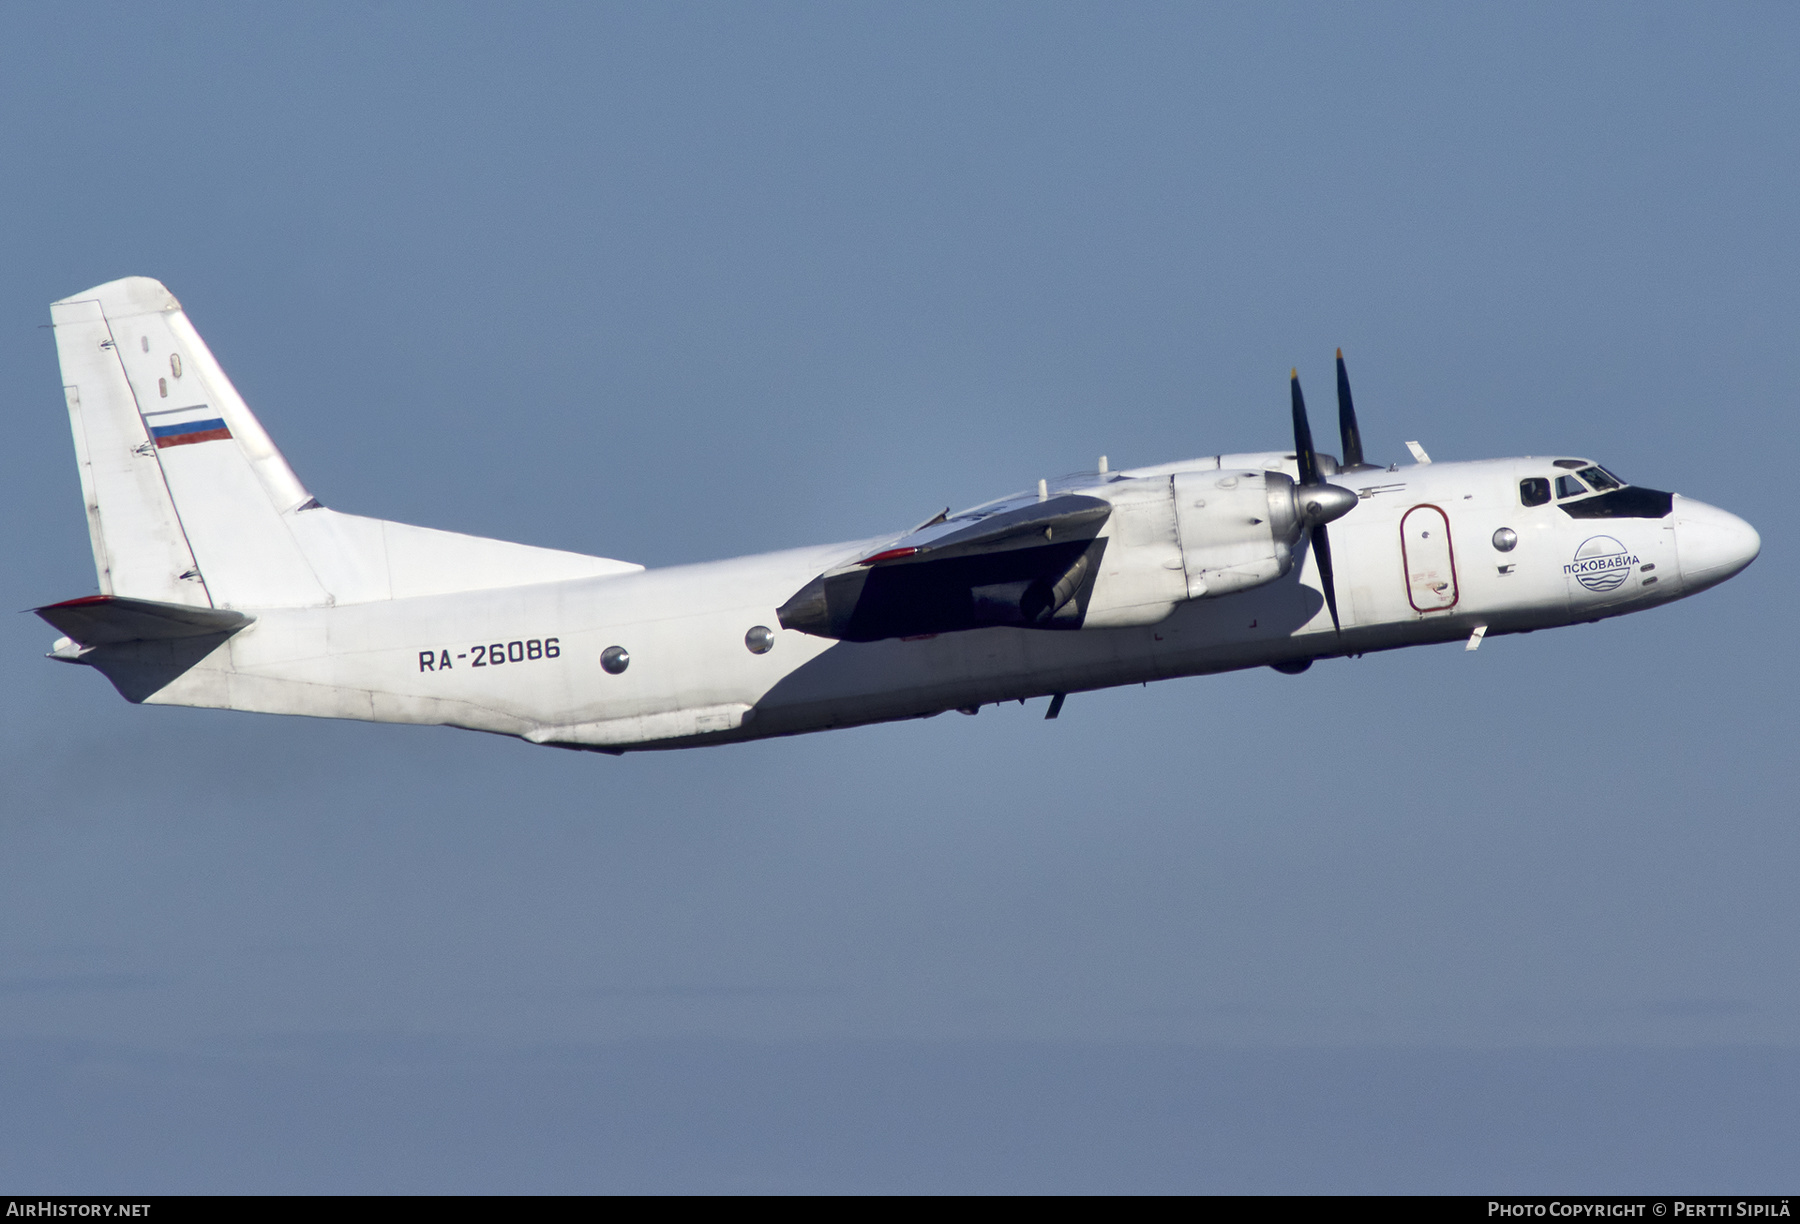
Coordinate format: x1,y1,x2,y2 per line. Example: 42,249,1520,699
1335,348,1364,469
1291,366,1353,639
1290,369,1320,486
1310,522,1341,634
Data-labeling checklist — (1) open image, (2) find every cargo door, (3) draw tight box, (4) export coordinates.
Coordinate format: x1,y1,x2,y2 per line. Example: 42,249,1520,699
1401,504,1459,612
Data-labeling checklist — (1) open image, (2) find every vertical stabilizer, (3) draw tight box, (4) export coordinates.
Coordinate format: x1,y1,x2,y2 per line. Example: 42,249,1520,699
52,271,333,608
51,277,643,616
52,277,330,609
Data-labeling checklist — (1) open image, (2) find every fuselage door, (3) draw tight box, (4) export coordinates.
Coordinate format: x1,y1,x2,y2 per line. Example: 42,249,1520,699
1401,504,1459,612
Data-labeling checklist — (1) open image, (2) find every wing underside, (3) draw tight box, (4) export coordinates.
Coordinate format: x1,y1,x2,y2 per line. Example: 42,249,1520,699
777,494,1112,641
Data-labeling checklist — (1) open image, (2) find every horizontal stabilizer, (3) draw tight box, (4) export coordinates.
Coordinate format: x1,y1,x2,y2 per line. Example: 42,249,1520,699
35,594,253,646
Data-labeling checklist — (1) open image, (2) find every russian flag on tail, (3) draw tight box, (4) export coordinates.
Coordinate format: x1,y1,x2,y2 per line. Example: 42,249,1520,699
143,405,231,448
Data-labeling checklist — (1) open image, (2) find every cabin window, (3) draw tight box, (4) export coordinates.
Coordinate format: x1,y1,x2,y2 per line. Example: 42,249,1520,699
1577,465,1622,491
1519,477,1551,507
1555,474,1588,499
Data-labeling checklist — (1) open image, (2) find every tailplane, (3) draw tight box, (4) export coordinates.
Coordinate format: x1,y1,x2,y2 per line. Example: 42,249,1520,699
37,594,251,649
50,277,640,611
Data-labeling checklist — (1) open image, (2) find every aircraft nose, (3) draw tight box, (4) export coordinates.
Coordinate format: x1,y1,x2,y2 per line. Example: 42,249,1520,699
1675,498,1761,594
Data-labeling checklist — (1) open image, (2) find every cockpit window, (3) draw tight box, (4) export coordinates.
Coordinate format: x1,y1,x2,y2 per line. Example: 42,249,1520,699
1520,477,1551,507
1555,474,1589,499
1576,465,1622,492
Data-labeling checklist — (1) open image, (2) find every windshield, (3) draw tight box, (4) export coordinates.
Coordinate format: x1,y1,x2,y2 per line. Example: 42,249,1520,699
1555,474,1588,499
1576,465,1623,491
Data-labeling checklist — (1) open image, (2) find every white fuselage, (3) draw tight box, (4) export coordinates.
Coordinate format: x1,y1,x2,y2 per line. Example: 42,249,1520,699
141,452,1758,753
47,278,1759,752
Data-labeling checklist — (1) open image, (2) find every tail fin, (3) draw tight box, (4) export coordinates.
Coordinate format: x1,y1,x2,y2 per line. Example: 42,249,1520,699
51,277,640,610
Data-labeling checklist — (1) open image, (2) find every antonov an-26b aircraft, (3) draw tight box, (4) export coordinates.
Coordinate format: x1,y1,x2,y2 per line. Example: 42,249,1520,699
37,277,1761,752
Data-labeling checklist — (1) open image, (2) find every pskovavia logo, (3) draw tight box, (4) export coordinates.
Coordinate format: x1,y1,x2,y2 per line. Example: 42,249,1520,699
1566,535,1639,592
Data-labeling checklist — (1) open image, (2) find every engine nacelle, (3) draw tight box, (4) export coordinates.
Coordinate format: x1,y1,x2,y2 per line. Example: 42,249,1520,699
1081,467,1317,628
1173,468,1299,599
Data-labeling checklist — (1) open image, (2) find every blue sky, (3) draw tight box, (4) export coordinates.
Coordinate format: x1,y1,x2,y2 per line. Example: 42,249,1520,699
1,2,1795,1192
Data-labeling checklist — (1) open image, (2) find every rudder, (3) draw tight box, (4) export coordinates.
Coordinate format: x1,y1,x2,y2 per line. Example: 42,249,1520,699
51,290,210,606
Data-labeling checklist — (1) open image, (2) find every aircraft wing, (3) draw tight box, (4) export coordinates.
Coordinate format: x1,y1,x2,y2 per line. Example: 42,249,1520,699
777,494,1112,641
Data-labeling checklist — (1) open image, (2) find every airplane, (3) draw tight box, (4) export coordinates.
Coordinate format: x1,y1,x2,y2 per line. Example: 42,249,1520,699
35,276,1761,753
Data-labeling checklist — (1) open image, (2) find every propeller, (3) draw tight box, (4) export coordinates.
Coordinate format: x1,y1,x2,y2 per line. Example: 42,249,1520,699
1289,369,1359,634
1335,347,1367,470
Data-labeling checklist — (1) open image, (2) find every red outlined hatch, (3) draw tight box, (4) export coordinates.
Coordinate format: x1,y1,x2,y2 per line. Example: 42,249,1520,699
1401,504,1459,612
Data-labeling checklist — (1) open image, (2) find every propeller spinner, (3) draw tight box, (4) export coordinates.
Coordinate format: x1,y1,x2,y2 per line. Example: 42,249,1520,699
1288,368,1359,634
